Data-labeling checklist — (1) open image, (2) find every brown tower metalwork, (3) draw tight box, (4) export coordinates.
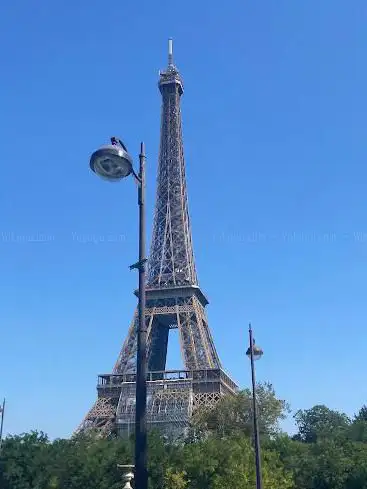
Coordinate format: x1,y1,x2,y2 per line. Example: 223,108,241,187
77,40,237,438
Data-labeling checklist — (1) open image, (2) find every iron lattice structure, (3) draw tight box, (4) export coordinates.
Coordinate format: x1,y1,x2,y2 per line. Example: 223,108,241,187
77,41,237,438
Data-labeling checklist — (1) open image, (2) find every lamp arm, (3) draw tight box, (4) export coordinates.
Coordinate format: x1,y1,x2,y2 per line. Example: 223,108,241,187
131,167,142,184
110,136,129,152
110,136,142,184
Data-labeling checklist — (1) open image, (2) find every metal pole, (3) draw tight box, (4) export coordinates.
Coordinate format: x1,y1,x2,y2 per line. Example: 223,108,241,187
249,325,263,489
0,398,5,452
134,142,148,489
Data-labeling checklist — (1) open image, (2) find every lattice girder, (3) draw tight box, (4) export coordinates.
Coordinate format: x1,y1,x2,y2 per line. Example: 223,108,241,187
148,71,198,289
75,397,118,437
112,291,221,376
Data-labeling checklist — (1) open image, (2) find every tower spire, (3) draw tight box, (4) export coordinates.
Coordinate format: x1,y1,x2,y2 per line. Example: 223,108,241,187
168,38,173,66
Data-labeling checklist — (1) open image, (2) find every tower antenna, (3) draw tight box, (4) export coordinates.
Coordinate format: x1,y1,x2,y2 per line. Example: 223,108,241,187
168,38,173,66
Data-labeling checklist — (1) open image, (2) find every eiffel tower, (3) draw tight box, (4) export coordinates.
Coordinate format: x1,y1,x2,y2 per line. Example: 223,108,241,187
78,40,238,438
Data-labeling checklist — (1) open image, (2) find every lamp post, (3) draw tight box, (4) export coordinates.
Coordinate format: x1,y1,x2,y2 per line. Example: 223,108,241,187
0,398,5,453
90,137,148,489
246,324,263,489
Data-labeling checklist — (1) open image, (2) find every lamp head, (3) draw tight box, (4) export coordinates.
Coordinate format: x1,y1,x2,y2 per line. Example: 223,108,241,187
246,343,263,361
90,139,133,181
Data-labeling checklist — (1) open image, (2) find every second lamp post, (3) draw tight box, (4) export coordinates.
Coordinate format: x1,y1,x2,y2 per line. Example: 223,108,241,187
90,137,148,489
246,323,264,489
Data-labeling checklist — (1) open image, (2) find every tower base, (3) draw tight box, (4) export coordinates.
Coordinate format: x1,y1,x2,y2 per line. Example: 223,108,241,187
91,369,238,438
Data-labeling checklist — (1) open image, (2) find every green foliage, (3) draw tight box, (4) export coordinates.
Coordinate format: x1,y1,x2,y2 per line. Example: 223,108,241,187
190,436,293,489
0,431,293,489
294,405,350,443
0,432,133,489
0,431,52,489
349,420,367,443
355,405,367,423
2,393,367,489
163,468,188,489
189,382,289,440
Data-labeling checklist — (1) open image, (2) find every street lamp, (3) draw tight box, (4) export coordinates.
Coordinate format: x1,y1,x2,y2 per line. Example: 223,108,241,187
0,398,5,453
246,323,263,489
90,137,148,489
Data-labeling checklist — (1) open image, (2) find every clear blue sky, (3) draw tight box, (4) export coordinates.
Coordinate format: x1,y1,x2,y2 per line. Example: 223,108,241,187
1,0,366,439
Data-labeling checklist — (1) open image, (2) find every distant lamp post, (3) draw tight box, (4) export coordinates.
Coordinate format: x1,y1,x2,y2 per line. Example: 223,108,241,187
246,324,263,489
117,464,135,489
0,398,5,452
90,137,147,489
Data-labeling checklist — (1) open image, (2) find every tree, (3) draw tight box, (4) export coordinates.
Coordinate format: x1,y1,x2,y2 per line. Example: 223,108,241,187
4,398,367,489
0,428,294,489
344,442,367,489
0,431,134,489
355,406,367,423
269,434,361,489
0,431,54,489
178,436,294,489
348,421,367,443
189,382,289,440
164,468,188,489
294,405,350,443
